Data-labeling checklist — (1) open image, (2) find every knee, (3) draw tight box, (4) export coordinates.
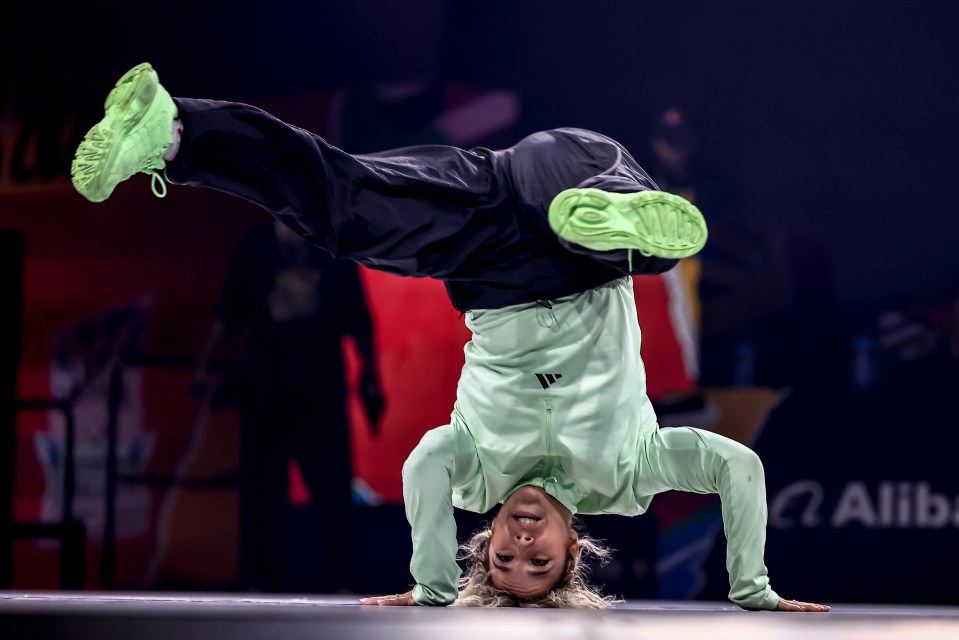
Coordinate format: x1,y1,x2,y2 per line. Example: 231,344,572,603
509,131,563,170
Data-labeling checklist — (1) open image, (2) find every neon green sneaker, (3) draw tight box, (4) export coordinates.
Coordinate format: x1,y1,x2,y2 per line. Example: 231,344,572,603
71,63,177,202
548,188,708,260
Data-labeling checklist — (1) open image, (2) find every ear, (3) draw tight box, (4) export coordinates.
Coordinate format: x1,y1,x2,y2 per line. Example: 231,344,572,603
486,522,498,546
568,528,580,556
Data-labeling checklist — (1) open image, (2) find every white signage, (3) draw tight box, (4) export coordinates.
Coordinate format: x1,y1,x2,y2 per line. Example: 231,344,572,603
770,480,959,529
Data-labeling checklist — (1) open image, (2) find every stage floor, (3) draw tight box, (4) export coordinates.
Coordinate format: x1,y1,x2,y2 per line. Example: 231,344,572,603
2,593,958,640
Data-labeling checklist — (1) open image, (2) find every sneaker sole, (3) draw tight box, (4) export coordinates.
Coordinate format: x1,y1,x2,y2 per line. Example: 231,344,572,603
72,118,124,203
104,62,158,112
548,188,708,259
71,64,166,202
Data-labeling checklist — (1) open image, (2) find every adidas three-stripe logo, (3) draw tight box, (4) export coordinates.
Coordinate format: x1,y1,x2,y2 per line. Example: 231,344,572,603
535,373,563,390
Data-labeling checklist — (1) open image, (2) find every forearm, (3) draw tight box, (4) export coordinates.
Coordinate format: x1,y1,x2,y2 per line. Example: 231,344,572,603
192,319,237,391
710,433,780,611
402,426,460,605
643,427,780,610
352,330,378,373
196,320,229,371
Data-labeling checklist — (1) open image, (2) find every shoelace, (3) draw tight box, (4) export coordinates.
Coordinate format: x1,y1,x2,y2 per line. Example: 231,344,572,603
135,147,168,198
149,171,167,198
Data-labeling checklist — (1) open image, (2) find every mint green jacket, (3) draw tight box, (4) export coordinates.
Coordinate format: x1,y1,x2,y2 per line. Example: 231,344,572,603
402,278,779,610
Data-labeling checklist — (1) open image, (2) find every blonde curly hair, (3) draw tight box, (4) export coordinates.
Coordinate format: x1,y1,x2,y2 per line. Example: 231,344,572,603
452,519,618,609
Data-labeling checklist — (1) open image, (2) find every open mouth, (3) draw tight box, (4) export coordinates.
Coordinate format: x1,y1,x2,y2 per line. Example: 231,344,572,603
513,514,542,525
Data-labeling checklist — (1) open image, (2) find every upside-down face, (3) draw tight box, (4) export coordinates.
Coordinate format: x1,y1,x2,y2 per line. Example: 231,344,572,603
487,486,580,599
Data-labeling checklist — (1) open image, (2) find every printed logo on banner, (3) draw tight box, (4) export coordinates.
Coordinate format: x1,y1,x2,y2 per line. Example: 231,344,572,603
769,480,959,529
32,298,156,541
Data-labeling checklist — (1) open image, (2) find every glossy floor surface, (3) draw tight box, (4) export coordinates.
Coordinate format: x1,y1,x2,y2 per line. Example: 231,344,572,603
2,593,958,640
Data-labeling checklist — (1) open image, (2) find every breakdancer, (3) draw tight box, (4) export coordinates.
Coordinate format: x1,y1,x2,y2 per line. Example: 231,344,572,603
72,63,827,612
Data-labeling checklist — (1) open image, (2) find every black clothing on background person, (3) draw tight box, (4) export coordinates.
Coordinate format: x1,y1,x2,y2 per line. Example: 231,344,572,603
213,221,374,399
197,220,381,592
649,107,780,385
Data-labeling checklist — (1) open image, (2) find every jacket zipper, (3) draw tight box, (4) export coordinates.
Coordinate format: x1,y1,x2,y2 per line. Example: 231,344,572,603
544,397,555,458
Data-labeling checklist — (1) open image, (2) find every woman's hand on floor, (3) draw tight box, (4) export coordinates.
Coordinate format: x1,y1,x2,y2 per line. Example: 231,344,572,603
359,590,416,606
776,597,831,612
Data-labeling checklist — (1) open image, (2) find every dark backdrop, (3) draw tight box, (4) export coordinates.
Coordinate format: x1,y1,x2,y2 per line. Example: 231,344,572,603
3,0,958,605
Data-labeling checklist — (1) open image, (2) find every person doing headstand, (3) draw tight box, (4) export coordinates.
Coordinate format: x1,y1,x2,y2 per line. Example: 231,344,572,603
71,63,827,612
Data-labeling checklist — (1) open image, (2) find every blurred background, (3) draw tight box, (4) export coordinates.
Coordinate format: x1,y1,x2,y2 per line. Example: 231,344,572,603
1,0,958,606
